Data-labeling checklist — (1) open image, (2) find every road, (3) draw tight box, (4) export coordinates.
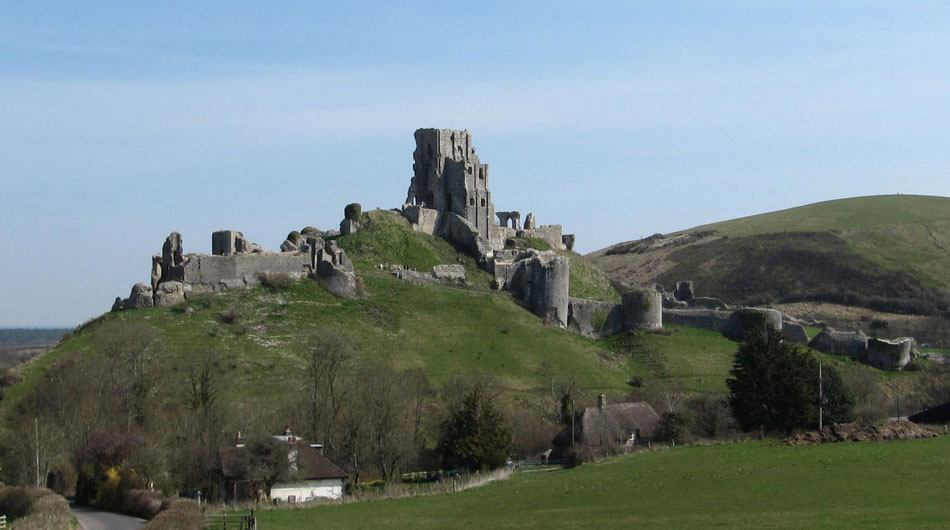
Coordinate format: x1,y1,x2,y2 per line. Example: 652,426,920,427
71,505,146,530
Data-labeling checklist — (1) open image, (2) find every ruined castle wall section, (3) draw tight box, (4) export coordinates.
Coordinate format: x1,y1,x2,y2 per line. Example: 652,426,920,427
181,252,311,294
568,298,624,338
402,205,439,235
525,225,565,250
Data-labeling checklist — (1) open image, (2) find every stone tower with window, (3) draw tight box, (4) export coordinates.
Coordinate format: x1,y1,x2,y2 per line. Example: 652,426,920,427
405,128,495,240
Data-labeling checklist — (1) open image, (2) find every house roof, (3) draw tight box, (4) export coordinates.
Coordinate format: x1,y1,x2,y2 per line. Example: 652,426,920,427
909,401,950,424
554,401,660,447
220,440,347,481
293,445,347,480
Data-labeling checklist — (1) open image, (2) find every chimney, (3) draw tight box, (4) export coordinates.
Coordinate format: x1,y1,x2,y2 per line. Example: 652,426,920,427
598,394,607,410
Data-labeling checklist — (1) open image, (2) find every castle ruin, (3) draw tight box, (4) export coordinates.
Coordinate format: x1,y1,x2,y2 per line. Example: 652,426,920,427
111,127,916,370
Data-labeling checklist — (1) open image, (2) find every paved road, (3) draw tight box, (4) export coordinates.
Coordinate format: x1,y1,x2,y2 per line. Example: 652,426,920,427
72,505,146,530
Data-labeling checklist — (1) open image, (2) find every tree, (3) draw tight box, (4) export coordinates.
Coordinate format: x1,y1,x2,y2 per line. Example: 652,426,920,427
243,436,289,497
727,326,854,435
303,330,352,453
437,384,512,472
95,321,160,426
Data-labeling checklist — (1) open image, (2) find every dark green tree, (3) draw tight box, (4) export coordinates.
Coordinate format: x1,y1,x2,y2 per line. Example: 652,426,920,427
727,326,854,434
437,384,512,472
819,362,856,426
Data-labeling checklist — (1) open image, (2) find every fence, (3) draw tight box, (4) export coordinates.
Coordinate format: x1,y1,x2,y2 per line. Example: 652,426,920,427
203,510,256,530
0,514,6,529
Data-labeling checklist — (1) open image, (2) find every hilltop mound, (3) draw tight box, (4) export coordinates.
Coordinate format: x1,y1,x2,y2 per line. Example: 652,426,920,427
589,195,950,317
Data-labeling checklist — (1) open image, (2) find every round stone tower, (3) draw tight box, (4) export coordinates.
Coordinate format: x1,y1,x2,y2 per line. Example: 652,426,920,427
622,290,663,330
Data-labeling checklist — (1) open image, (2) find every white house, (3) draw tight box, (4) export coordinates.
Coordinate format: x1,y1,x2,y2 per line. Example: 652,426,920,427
219,432,347,503
270,441,346,502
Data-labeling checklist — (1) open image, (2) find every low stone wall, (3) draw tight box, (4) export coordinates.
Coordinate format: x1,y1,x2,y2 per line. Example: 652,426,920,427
808,330,869,359
662,307,782,340
567,298,624,338
663,308,732,333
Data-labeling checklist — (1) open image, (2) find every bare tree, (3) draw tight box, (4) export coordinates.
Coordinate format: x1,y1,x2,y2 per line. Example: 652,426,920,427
303,330,353,452
95,321,160,426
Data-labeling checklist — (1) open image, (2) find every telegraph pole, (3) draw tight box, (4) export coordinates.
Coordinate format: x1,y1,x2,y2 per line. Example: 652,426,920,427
818,361,823,431
571,398,576,448
35,417,40,487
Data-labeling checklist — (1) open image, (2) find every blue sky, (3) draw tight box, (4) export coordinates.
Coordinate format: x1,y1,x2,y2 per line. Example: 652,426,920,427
2,2,949,327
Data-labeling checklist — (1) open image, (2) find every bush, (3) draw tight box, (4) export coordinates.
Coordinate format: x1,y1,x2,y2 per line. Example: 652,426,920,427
144,499,202,530
438,384,512,472
344,203,362,222
255,271,295,290
286,230,302,243
688,394,734,439
654,411,691,444
0,485,35,519
3,489,73,530
217,308,242,325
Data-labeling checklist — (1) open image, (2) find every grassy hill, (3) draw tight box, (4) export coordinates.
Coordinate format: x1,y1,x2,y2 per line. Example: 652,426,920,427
589,195,950,319
2,210,730,418
255,436,950,530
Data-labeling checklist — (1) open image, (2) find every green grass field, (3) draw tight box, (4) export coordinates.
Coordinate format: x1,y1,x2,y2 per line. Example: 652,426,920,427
256,436,950,530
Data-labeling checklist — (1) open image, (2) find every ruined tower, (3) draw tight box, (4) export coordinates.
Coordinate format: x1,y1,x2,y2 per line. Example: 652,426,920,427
406,128,495,240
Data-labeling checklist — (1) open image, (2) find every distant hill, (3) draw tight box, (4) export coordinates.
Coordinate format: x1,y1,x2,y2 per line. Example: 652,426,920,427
589,195,950,315
0,328,70,348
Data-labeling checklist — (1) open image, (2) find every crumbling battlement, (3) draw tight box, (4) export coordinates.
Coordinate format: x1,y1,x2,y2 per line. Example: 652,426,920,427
114,225,357,311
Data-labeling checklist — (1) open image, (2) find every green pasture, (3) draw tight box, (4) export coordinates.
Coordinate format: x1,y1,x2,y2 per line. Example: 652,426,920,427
257,436,950,530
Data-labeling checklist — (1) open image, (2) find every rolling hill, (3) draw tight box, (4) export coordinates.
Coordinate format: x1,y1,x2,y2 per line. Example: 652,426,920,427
1,210,740,421
589,195,950,316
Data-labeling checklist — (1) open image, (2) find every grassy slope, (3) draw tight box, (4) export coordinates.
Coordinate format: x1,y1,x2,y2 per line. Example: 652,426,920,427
686,194,950,237
590,194,950,305
4,210,730,414
257,437,950,530
687,194,950,290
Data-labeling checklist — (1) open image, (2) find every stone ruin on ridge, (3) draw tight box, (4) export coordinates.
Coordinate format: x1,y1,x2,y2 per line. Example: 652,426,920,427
113,217,359,311
398,128,658,331
110,127,918,370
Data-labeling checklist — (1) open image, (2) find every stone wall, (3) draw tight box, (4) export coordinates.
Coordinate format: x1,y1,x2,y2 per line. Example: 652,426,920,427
661,307,783,340
808,330,869,359
402,205,439,235
567,298,625,338
180,252,311,295
115,229,357,310
866,337,914,371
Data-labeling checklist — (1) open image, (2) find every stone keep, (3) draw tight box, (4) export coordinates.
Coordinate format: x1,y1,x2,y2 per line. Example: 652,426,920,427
405,128,495,241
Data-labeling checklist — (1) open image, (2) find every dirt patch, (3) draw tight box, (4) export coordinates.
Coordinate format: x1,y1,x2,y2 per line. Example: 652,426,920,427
786,421,939,445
